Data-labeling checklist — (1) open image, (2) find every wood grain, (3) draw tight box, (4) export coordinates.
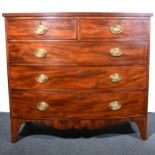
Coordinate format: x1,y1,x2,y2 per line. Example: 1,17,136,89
80,19,149,40
9,66,147,90
9,41,148,65
11,90,146,119
7,19,77,40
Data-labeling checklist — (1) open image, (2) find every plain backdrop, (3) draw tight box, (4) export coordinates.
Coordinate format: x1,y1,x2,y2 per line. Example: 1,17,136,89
0,0,154,112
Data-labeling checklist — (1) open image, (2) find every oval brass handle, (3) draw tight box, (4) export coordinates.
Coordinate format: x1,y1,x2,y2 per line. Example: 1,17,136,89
34,48,48,58
110,48,122,57
35,24,47,35
110,24,122,34
109,101,121,111
109,73,121,83
37,101,49,111
35,74,48,83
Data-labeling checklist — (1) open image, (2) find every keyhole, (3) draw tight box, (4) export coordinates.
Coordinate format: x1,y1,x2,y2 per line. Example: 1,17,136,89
76,44,82,48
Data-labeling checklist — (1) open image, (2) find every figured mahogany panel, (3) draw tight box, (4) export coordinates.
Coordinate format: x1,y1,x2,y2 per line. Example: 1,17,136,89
7,19,77,40
11,90,146,119
9,66,147,90
80,19,149,40
9,42,147,65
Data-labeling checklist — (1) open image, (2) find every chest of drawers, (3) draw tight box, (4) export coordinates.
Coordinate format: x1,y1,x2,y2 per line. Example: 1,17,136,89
3,12,152,143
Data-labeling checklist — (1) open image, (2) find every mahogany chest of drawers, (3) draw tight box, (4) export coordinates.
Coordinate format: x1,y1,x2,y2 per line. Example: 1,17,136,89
3,12,152,143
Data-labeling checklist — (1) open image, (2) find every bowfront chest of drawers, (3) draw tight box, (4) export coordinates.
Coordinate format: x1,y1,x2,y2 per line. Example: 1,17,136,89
3,13,152,143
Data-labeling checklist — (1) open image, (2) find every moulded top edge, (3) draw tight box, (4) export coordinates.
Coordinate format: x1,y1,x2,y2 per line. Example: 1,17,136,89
2,12,153,17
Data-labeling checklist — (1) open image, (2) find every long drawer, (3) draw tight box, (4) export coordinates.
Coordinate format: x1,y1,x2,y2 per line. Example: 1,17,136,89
10,90,146,119
7,19,77,40
9,42,147,65
80,19,149,40
9,66,147,90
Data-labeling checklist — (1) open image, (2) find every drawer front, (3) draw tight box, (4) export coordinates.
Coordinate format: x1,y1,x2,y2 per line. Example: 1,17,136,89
9,42,147,65
80,19,149,40
10,66,147,90
7,19,76,40
11,90,146,119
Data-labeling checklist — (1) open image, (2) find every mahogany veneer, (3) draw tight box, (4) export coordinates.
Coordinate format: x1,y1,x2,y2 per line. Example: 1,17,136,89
3,12,152,143
9,42,147,65
10,66,147,90
7,19,77,40
11,90,146,119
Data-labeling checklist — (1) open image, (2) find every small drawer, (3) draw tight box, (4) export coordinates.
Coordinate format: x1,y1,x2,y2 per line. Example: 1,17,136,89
80,19,149,40
9,42,147,65
11,90,146,119
9,66,147,90
7,18,77,40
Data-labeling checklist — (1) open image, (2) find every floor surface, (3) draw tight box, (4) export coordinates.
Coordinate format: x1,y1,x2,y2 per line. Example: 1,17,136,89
0,112,155,155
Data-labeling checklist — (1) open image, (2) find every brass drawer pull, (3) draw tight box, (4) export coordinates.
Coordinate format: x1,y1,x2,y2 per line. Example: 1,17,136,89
109,73,121,82
110,48,122,57
37,101,49,111
110,24,122,34
34,48,47,58
35,24,47,35
109,101,122,111
36,74,48,83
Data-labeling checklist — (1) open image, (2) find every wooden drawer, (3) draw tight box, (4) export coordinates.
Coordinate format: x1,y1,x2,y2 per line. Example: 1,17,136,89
11,90,146,119
80,19,149,40
9,42,147,65
10,66,147,90
7,19,77,40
